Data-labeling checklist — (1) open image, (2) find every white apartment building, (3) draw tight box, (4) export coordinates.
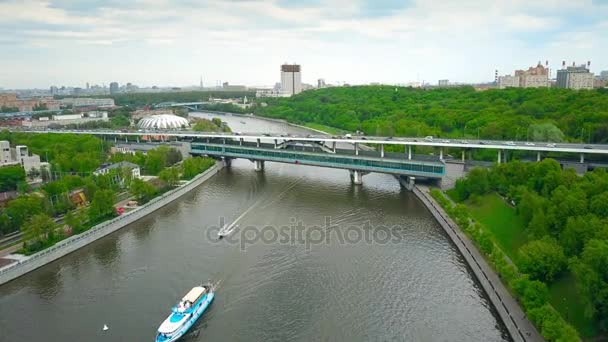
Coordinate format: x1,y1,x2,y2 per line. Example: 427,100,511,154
280,64,302,96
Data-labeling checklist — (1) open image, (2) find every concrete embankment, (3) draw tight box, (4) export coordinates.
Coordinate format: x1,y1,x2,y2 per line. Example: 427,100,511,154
0,162,224,286
412,185,543,342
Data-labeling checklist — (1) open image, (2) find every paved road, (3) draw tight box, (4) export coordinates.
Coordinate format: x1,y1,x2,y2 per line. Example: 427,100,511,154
8,127,608,155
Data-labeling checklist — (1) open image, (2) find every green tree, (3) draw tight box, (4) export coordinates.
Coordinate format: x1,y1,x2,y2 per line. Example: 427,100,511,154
518,237,567,282
88,189,116,222
159,167,180,187
528,123,565,142
572,239,608,331
129,178,158,203
22,213,55,247
0,165,26,192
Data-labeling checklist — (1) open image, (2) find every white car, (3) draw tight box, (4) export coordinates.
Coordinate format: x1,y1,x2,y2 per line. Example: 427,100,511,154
525,142,535,146
505,141,515,146
425,136,434,142
547,143,556,148
442,139,450,143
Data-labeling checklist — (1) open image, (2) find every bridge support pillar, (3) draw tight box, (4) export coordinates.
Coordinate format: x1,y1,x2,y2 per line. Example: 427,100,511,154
580,153,585,164
355,142,359,156
380,144,385,158
254,160,264,172
439,148,444,160
114,136,117,143
240,138,243,146
332,141,336,153
537,152,541,162
497,150,502,164
408,145,412,160
461,150,465,162
222,157,232,168
136,137,139,143
257,138,261,147
274,139,278,149
350,170,363,185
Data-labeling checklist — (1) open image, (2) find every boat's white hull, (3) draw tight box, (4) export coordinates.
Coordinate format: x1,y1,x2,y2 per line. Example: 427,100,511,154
156,292,215,342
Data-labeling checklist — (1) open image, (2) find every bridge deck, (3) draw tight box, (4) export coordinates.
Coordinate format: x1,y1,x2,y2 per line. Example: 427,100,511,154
191,142,445,178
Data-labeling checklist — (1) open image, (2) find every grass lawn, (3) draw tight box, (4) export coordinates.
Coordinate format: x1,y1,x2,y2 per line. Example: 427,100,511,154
303,123,345,135
464,193,528,260
549,274,598,339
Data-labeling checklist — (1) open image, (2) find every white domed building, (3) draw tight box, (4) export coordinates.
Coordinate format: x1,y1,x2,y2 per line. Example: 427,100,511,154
137,114,190,130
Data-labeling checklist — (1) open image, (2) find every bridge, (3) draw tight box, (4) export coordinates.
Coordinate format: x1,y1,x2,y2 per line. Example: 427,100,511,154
7,128,608,182
190,141,445,184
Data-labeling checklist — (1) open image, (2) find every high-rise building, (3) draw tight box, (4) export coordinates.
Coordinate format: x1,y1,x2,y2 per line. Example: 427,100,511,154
109,82,119,94
598,70,608,81
281,64,302,95
50,86,58,95
317,78,326,88
556,62,594,90
438,79,449,87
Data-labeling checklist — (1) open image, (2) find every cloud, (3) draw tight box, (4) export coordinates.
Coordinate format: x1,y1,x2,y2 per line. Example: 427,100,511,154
0,0,607,88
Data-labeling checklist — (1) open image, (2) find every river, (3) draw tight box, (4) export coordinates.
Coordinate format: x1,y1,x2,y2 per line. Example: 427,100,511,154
0,113,510,341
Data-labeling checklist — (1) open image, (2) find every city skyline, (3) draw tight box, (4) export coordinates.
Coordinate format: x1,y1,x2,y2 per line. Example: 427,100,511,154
1,0,608,89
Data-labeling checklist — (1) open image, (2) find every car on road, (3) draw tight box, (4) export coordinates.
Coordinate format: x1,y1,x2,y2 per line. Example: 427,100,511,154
584,145,593,149
505,141,515,146
525,142,535,146
344,134,352,139
460,140,469,144
425,136,434,142
386,136,393,140
479,141,486,145
442,139,450,143
547,143,556,148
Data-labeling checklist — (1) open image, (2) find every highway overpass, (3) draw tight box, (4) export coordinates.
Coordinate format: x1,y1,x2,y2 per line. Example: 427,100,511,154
8,128,608,162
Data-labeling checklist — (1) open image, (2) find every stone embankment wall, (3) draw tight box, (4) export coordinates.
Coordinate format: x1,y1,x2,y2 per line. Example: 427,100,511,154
412,186,543,342
0,163,223,286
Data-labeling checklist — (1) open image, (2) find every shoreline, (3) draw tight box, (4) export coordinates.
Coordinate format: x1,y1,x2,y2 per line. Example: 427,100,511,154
0,162,224,286
412,185,543,342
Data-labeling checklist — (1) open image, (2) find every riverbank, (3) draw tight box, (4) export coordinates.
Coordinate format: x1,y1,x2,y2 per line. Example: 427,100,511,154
412,185,543,342
0,162,224,286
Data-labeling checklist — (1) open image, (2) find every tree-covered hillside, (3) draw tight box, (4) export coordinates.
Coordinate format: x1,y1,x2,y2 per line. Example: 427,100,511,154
255,86,608,143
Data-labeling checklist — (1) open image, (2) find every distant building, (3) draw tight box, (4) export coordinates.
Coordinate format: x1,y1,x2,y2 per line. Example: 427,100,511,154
515,62,549,88
109,82,119,95
50,86,58,95
599,70,608,80
498,75,520,88
280,64,302,95
556,62,594,90
60,97,115,108
131,109,174,120
0,141,42,175
438,79,449,87
94,161,141,179
221,82,247,91
0,94,60,112
317,79,326,88
499,62,549,89
255,89,283,98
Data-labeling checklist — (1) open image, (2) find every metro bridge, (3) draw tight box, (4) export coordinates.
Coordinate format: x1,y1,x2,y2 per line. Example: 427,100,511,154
191,141,445,184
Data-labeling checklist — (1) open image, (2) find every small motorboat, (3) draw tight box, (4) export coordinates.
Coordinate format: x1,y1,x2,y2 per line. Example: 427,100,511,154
218,224,237,239
155,284,215,342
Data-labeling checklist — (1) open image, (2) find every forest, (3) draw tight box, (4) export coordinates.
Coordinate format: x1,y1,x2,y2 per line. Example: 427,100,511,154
254,86,608,143
443,159,608,340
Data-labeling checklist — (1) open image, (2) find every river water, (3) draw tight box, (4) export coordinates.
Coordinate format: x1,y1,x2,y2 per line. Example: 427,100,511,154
0,113,510,341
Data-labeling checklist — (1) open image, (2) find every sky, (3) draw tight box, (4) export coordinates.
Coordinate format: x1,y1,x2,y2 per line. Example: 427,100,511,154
1,0,608,89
